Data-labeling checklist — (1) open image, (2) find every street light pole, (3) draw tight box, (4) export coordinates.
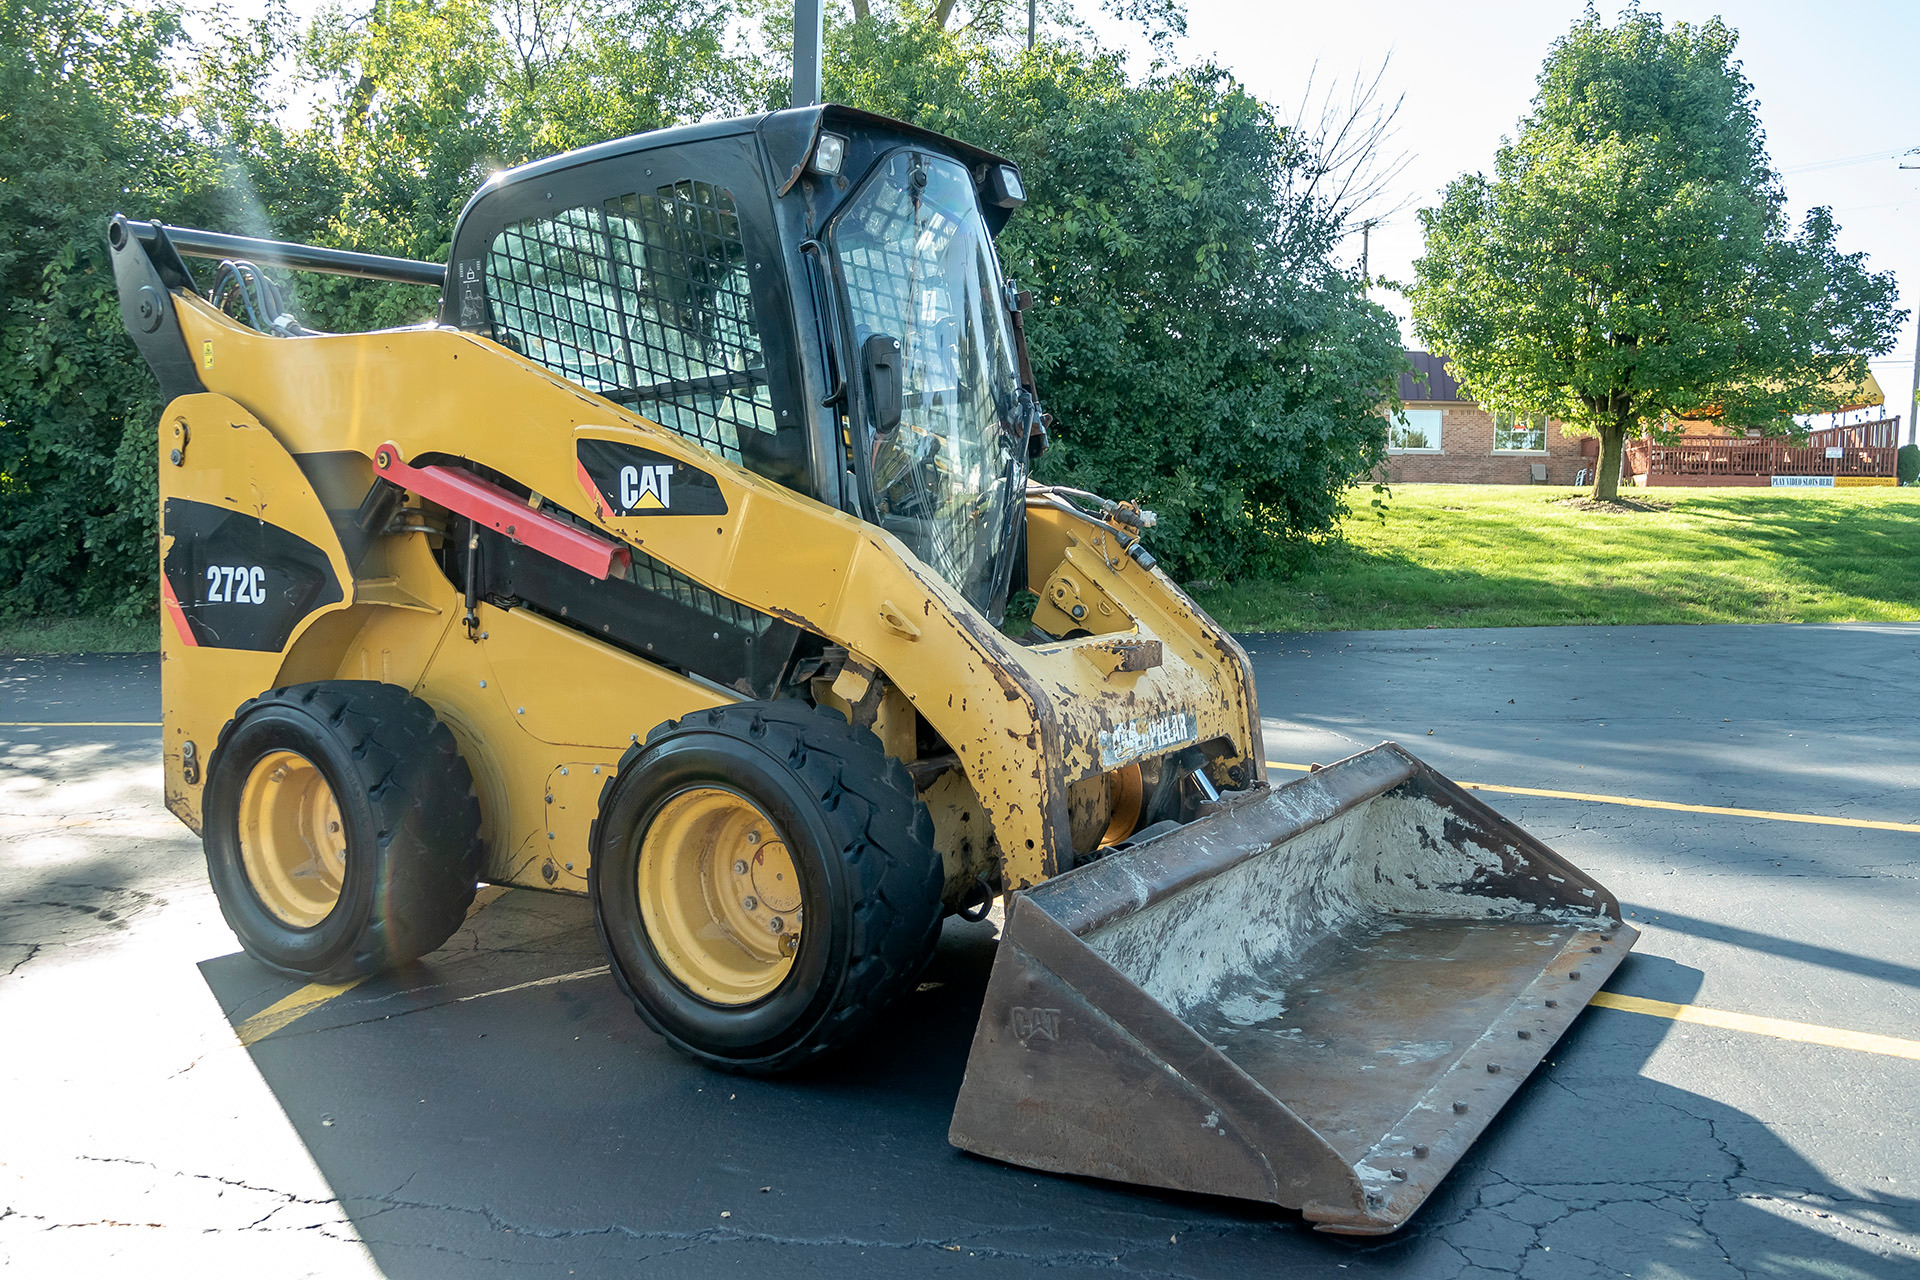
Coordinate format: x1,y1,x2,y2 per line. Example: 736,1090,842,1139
1902,148,1919,448
1908,313,1919,450
792,0,822,109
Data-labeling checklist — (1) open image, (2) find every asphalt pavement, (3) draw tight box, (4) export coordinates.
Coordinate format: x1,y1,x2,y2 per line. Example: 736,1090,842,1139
2,623,1916,1277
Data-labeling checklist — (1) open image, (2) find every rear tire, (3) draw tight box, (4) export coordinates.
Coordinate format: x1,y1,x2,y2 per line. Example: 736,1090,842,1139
591,702,943,1073
203,681,483,981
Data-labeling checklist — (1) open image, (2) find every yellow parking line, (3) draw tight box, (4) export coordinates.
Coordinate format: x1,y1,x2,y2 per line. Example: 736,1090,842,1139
232,885,512,1047
0,721,161,727
236,978,369,1046
1266,761,1920,833
1590,991,1920,1061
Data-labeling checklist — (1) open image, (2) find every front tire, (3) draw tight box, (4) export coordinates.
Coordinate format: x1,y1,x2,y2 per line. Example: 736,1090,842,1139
203,681,483,981
591,702,943,1073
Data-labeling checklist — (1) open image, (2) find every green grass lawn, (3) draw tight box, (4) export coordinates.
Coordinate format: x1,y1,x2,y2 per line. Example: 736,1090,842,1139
0,613,158,656
1195,484,1920,632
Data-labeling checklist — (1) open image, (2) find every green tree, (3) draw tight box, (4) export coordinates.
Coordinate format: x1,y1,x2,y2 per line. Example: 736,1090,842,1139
0,0,222,619
1409,7,1904,500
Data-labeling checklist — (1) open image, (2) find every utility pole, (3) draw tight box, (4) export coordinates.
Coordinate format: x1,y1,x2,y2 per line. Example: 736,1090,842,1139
792,0,822,109
1905,150,1920,448
1909,311,1919,450
1359,219,1375,287
1028,0,1037,49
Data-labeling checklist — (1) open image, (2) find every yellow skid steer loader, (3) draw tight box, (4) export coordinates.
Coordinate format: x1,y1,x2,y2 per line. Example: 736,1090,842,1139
112,104,1633,1234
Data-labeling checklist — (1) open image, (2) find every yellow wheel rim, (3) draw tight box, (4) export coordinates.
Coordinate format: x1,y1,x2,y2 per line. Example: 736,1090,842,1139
237,749,347,929
637,787,803,1005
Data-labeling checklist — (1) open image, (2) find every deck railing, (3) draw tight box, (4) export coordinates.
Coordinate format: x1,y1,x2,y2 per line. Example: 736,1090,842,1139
1626,420,1901,479
1806,418,1903,450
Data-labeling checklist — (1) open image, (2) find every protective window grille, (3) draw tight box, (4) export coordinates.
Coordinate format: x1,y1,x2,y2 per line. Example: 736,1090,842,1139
485,181,776,465
627,544,775,639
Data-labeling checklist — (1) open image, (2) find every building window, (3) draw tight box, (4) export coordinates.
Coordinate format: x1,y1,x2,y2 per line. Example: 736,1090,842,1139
1390,408,1443,452
1493,412,1548,453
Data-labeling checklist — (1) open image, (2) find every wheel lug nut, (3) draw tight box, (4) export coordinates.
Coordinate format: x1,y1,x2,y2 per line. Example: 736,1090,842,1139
328,821,341,833
768,917,783,932
733,860,748,875
742,896,758,911
745,830,761,845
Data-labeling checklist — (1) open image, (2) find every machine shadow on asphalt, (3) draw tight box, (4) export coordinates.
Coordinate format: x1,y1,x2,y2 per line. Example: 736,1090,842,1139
190,891,1915,1277
1621,906,1920,993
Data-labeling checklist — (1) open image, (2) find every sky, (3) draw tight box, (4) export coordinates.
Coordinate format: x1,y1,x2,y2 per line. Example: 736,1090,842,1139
1084,0,1920,428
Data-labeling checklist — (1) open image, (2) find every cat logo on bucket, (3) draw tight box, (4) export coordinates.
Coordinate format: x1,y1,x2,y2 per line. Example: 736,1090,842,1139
619,463,673,510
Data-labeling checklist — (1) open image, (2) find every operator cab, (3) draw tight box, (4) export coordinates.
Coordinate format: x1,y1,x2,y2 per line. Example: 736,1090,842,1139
442,105,1042,624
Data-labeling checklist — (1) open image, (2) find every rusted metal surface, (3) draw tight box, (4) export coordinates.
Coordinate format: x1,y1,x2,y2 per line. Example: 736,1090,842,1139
949,743,1637,1234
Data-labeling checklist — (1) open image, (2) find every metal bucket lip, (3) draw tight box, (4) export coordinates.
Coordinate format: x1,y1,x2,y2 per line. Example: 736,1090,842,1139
1024,743,1622,937
1026,745,1416,936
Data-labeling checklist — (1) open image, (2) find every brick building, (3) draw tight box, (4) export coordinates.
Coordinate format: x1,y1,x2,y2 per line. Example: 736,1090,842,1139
1380,352,1595,486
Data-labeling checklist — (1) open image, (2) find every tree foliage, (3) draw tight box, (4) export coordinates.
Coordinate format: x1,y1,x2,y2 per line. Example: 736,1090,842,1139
1,0,1402,619
828,12,1403,578
1409,7,1904,500
0,0,211,619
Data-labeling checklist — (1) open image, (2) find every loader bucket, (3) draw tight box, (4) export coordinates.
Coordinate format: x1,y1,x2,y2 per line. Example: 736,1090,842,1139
949,743,1636,1234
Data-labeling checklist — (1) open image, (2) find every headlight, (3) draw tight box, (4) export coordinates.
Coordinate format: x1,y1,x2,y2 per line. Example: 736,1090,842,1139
812,132,848,176
983,164,1026,209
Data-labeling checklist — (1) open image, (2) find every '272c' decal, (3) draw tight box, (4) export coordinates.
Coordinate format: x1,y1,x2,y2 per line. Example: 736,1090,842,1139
160,499,343,652
205,565,266,604
576,439,728,518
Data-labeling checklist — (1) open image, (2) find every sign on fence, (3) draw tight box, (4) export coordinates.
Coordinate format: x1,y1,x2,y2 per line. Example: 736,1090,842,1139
1772,476,1836,487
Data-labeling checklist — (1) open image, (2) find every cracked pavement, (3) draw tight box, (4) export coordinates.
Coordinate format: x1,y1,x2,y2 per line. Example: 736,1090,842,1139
4,625,1918,1277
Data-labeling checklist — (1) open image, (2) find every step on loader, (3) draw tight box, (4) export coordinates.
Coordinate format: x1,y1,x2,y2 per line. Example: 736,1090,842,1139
112,103,1633,1234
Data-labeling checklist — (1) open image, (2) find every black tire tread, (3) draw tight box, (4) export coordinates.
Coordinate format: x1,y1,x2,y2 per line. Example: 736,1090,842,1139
604,700,943,1070
209,681,483,981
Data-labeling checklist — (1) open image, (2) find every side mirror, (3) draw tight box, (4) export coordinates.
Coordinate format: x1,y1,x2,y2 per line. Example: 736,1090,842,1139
862,333,903,434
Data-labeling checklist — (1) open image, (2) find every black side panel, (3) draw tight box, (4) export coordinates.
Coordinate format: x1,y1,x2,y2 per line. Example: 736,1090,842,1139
162,499,344,651
577,439,728,517
468,527,802,699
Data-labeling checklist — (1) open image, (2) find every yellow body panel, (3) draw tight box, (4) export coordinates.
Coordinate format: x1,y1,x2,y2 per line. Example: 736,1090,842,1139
157,395,355,831
162,294,1259,891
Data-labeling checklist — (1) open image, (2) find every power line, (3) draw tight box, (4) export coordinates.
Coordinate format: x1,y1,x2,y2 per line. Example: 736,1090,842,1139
1779,145,1918,176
